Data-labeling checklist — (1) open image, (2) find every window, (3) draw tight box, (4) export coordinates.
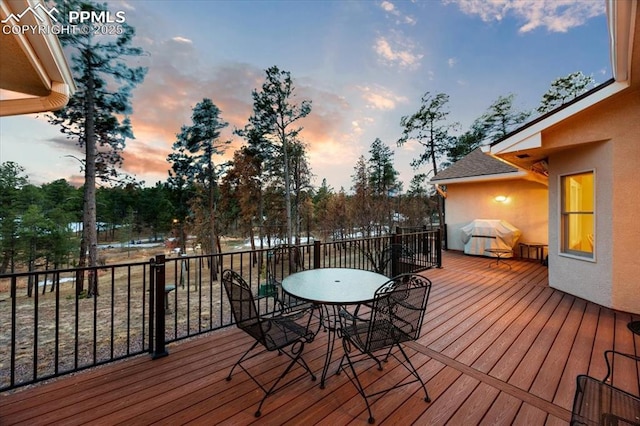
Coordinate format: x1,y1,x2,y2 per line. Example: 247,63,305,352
561,171,594,258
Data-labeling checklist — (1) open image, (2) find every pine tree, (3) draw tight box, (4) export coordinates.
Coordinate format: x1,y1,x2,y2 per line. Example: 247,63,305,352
244,66,312,247
49,0,146,296
537,71,595,114
167,98,230,267
478,94,530,142
398,92,457,236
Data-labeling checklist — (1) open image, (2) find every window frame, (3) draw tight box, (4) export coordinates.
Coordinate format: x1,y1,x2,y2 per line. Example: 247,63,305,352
559,169,596,262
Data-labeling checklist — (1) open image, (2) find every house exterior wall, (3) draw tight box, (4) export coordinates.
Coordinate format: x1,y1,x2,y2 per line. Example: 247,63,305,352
543,86,640,314
548,142,613,309
444,179,548,252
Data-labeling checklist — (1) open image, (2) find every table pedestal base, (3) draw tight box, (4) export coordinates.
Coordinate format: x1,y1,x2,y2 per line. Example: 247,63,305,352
485,249,512,269
318,304,341,389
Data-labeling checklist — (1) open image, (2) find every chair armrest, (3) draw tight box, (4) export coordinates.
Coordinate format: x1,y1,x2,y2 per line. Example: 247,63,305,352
340,301,370,319
604,350,640,384
272,305,314,322
267,309,315,339
572,375,640,426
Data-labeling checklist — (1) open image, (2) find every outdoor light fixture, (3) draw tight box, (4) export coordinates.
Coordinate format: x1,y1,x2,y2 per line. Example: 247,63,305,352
494,195,508,203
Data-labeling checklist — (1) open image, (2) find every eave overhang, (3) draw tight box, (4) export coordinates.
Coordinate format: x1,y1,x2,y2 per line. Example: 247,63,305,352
484,80,626,157
430,170,529,186
608,0,636,82
486,0,636,158
0,0,76,117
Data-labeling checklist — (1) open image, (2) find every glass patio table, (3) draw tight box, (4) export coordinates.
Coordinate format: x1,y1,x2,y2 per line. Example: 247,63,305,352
282,268,389,388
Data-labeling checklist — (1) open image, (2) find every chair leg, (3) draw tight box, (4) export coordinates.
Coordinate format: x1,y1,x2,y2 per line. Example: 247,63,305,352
291,345,316,380
396,343,430,402
367,351,384,371
226,340,260,381
381,345,394,363
341,338,376,424
254,341,315,417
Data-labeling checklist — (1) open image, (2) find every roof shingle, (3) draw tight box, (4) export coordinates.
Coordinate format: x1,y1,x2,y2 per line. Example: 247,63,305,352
431,148,519,182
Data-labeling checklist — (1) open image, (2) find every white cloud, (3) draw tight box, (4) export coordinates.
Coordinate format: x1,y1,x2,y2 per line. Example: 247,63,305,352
374,34,423,69
379,0,417,26
358,85,408,110
380,1,396,13
448,57,457,68
171,36,192,44
445,0,605,33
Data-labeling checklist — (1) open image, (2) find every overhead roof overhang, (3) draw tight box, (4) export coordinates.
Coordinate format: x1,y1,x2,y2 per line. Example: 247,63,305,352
429,170,529,186
486,0,637,160
0,0,76,117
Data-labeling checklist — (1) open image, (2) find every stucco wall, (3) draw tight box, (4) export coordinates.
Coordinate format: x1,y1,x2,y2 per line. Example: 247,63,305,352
543,86,640,314
445,179,548,252
548,142,613,309
611,93,640,314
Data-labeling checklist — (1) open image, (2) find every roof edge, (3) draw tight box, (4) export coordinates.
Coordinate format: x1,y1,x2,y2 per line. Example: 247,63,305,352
430,170,528,185
490,79,627,155
607,0,636,82
1,0,76,96
490,0,637,155
0,81,70,116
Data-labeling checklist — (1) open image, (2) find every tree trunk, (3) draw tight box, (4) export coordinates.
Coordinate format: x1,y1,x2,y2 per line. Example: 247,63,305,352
85,63,99,297
429,134,445,252
258,179,264,251
281,129,293,248
0,251,9,274
76,235,86,295
208,161,218,280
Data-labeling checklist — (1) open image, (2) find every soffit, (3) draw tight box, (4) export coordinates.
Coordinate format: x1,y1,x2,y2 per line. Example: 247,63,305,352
0,30,49,96
489,0,637,160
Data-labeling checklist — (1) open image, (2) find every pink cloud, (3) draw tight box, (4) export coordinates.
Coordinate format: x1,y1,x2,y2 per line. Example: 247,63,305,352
121,36,355,186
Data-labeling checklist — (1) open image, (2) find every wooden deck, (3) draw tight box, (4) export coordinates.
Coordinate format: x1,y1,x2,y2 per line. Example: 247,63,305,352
1,251,638,425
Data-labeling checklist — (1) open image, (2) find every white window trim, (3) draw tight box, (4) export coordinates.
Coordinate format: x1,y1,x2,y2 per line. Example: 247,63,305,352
558,169,596,263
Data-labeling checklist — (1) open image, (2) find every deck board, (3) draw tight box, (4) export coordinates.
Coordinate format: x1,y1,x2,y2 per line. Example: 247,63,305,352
1,251,638,425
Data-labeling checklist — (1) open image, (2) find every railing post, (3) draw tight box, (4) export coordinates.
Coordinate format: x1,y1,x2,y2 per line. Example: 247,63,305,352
313,240,321,269
10,277,17,388
436,230,442,268
152,254,169,359
148,257,155,354
391,233,402,277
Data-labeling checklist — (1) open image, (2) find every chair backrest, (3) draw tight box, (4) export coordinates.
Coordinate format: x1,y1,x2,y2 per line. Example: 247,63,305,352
269,245,304,283
370,244,415,277
367,273,431,350
222,269,264,341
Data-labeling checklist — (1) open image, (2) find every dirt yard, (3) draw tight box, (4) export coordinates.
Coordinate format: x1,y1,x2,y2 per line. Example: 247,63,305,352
0,237,266,391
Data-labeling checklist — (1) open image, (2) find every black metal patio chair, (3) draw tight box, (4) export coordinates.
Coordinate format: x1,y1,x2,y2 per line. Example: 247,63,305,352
257,245,311,311
571,350,640,425
358,242,415,278
222,269,317,417
337,273,432,424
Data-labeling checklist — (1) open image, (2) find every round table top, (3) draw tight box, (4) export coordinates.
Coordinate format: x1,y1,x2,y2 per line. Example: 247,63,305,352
485,248,512,254
282,268,389,305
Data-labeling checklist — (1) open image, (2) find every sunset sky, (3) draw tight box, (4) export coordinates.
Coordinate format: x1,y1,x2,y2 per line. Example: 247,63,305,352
0,0,611,193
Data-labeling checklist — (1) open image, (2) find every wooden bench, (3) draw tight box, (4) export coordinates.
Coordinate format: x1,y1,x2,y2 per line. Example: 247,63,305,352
163,285,176,313
147,285,176,313
518,242,548,263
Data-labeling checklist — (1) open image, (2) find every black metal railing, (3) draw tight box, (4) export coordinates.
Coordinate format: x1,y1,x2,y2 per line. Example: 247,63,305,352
0,230,440,391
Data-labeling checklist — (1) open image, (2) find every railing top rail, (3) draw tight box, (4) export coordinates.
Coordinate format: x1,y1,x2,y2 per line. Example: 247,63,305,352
0,260,150,279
